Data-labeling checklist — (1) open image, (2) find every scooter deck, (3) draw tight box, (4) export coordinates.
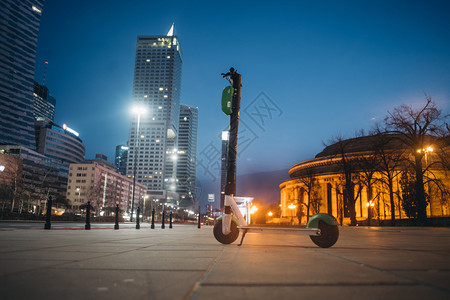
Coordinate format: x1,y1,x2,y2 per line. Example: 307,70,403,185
236,226,321,246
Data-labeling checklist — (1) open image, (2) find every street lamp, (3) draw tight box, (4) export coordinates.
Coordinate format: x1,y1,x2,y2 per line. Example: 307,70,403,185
130,105,147,222
288,203,296,224
76,187,80,211
142,195,149,221
418,146,433,215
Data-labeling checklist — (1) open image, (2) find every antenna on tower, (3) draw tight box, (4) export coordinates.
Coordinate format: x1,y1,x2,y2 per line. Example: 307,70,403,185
42,61,48,86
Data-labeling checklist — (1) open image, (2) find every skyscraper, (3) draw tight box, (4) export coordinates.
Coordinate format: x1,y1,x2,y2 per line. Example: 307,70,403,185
0,0,45,149
115,144,128,175
176,104,198,206
127,24,182,203
33,81,56,122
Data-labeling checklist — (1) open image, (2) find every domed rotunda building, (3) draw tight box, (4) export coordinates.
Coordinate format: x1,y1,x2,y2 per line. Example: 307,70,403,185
279,135,449,225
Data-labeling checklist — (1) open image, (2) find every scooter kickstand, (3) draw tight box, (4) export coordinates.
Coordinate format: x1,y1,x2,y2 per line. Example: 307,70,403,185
238,229,248,246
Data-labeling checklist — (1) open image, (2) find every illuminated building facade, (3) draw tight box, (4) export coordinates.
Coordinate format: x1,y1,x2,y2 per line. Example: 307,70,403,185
126,24,182,203
279,135,450,225
176,104,198,206
0,0,44,149
0,145,69,212
67,157,146,215
35,121,85,164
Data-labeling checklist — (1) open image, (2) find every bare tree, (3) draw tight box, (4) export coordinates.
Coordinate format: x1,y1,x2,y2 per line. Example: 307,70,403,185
328,135,360,226
384,97,448,222
296,170,322,222
370,130,407,224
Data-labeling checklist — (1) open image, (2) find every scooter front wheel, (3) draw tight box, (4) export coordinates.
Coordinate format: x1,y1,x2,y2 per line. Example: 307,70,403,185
310,220,339,248
213,219,239,244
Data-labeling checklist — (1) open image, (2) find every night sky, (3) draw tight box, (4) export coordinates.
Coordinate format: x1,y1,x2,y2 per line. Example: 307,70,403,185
34,0,450,205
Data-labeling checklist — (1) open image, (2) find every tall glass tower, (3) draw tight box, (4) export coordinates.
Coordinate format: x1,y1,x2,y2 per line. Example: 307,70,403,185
0,0,44,149
127,24,182,201
176,104,198,206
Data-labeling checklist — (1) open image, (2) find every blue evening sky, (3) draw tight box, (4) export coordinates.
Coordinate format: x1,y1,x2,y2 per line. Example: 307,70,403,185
35,0,450,184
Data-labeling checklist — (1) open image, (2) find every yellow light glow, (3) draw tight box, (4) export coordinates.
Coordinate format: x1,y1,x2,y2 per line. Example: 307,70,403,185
268,211,273,216
32,5,42,14
250,205,258,214
288,203,296,210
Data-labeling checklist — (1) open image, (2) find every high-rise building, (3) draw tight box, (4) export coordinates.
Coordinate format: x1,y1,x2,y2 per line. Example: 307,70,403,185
176,104,198,206
115,145,128,175
0,1,44,149
35,121,85,164
33,81,56,122
126,24,182,203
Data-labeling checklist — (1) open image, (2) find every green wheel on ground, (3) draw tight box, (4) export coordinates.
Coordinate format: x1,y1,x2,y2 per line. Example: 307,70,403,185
310,220,339,248
213,219,239,244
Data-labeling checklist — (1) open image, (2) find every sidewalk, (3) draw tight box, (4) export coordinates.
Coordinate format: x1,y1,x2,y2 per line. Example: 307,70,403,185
0,225,449,299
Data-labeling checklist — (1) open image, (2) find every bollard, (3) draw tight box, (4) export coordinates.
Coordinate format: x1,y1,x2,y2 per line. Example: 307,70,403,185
198,213,201,229
151,208,155,229
169,211,173,229
161,209,165,229
136,206,140,229
85,201,91,230
44,196,52,230
114,204,119,230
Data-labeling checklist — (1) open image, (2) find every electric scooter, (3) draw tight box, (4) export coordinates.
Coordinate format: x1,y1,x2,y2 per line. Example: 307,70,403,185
215,68,339,248
213,195,339,248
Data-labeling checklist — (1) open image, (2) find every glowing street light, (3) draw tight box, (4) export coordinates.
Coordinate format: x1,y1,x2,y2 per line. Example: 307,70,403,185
268,211,273,217
130,105,147,222
250,205,258,214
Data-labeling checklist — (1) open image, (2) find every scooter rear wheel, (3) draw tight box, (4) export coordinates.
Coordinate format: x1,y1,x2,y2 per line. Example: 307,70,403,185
310,220,339,248
213,219,239,244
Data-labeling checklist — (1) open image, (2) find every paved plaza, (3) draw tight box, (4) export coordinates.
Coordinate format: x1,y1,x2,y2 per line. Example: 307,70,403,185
0,224,449,300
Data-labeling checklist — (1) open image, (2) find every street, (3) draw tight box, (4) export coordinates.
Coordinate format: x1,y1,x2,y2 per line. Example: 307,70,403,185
0,224,449,299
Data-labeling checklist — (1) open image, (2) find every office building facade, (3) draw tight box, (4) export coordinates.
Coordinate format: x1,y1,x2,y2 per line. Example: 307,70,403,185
126,25,182,203
115,145,128,175
176,104,198,206
67,159,147,215
33,81,56,122
35,121,85,164
0,145,69,213
0,0,44,149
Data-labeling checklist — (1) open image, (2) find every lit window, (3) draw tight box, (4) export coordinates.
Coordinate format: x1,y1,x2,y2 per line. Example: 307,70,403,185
144,95,148,98
159,87,163,91
164,95,168,98
167,56,171,59
146,59,150,62
32,5,42,14
158,106,162,109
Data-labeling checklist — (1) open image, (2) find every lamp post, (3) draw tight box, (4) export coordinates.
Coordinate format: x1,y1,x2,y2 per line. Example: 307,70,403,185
418,146,433,216
76,187,80,212
142,195,148,222
288,203,296,224
130,105,146,222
